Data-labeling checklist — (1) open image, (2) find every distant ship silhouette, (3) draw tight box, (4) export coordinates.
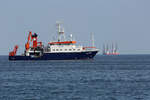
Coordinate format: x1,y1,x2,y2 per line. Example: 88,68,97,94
102,43,119,55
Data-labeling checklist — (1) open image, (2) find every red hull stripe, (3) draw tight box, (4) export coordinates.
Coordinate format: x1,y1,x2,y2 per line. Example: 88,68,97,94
48,41,76,45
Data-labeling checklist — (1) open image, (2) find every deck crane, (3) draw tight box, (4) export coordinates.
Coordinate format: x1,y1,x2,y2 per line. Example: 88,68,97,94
25,31,42,50
25,31,32,50
9,45,19,56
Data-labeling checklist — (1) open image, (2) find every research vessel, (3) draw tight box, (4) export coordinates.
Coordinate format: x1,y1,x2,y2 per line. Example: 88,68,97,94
9,22,99,60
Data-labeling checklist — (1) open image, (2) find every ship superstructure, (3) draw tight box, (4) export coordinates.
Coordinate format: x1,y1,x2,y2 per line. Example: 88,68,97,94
9,22,99,60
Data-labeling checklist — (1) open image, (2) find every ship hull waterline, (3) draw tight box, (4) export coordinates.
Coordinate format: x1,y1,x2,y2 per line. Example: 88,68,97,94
9,51,98,60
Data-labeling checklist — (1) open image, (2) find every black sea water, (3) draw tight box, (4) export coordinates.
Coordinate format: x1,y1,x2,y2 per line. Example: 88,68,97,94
0,55,150,100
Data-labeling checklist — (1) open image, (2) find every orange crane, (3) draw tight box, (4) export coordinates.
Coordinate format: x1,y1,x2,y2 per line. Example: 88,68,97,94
9,31,42,57
25,31,32,50
25,31,42,49
9,45,19,56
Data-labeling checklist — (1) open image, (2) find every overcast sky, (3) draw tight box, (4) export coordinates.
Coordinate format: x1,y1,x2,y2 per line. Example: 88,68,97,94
0,0,150,55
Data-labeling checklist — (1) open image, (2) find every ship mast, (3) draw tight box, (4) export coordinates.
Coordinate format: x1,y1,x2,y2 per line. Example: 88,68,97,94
106,44,109,54
114,43,118,54
56,21,65,42
112,43,114,54
103,44,106,54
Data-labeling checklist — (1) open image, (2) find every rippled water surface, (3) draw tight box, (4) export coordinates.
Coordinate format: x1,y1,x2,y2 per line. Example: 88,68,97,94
1,55,150,100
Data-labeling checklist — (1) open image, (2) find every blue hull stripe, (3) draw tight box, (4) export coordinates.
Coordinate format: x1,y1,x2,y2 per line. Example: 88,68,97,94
9,51,98,60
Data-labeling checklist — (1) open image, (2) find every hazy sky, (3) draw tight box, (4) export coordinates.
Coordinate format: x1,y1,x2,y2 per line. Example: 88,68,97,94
0,0,150,55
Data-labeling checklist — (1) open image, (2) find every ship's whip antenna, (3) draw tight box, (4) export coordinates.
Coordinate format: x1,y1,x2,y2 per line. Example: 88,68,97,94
91,32,95,47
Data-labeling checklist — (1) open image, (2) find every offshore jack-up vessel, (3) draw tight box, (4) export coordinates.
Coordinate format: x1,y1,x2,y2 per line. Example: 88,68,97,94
9,23,99,60
102,43,119,55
